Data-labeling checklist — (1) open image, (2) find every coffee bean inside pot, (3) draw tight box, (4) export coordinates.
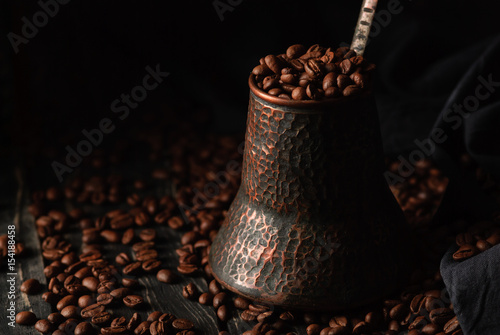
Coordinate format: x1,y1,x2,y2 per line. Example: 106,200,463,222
252,44,374,100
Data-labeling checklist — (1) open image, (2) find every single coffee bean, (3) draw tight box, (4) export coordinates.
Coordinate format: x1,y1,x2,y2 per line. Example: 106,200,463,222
182,283,199,300
421,322,441,335
199,292,214,305
111,317,127,327
16,311,37,325
389,303,408,321
91,310,111,325
111,288,132,300
253,64,271,76
122,228,135,245
115,253,131,266
123,261,142,276
35,319,53,334
127,312,141,331
411,294,426,314
443,316,460,334
79,295,95,308
135,211,150,226
142,259,162,272
122,278,139,289
100,230,121,243
147,311,162,322
177,263,199,275
110,213,133,230
82,276,99,292
134,321,151,335
234,296,250,310
135,249,158,262
172,318,194,330
306,83,323,100
157,269,177,284
213,292,228,309
21,278,41,294
292,86,307,100
81,303,105,318
452,244,478,261
74,321,94,335
286,44,306,59
57,295,78,311
217,305,229,322
329,315,348,328
139,229,157,242
123,295,144,308
476,239,492,252
343,85,362,97
97,293,115,306
61,305,80,319
306,324,322,335
47,312,65,326
408,316,427,330
264,55,283,74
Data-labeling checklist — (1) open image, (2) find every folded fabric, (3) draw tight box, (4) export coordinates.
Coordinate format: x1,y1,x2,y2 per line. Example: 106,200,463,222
441,245,500,335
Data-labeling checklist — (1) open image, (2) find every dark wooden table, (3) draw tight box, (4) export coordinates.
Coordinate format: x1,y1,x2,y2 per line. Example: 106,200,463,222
0,151,309,335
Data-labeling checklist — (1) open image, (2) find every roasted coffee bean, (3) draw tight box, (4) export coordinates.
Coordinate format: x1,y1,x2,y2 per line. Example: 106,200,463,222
97,293,115,306
389,303,408,321
110,213,133,230
134,321,151,335
122,278,139,289
443,316,460,333
123,295,144,308
422,322,441,335
199,292,214,305
123,262,142,276
111,317,127,327
61,305,80,319
177,263,198,275
100,230,121,243
57,295,78,311
92,310,111,325
21,278,41,294
234,296,250,310
42,291,59,305
127,312,141,331
47,312,65,326
16,311,37,325
59,319,79,333
172,318,194,330
286,44,306,59
268,87,283,96
253,64,271,76
264,55,284,74
82,277,99,293
135,211,150,226
452,244,478,261
122,228,135,245
411,294,426,314
150,320,167,335
97,280,117,294
132,241,155,252
79,295,95,308
35,319,53,334
142,259,162,272
74,321,94,335
304,59,324,79
213,292,228,309
115,253,131,266
476,239,492,251
306,324,322,335
343,84,362,97
136,249,158,261
81,303,105,318
157,269,177,284
217,305,229,322
139,228,157,242
409,316,427,330
111,288,132,300
306,83,323,100
182,283,199,300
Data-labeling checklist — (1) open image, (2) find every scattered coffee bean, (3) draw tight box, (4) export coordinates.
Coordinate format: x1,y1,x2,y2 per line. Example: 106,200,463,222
16,311,37,325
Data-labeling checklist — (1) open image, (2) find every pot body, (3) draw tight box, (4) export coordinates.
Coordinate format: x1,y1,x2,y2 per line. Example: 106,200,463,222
209,80,413,310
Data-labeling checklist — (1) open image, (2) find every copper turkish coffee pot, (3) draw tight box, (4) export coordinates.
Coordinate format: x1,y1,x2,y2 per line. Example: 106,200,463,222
208,74,414,311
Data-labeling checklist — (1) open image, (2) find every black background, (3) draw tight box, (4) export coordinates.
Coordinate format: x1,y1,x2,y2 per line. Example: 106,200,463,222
2,0,499,159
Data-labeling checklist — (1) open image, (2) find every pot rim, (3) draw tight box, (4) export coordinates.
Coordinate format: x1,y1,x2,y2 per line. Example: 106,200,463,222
248,74,371,109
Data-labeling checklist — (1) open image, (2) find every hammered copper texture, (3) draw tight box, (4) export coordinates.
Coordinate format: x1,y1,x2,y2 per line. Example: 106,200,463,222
209,88,413,311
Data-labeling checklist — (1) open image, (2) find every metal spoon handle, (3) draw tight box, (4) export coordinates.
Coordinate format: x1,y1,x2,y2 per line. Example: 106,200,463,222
350,0,379,56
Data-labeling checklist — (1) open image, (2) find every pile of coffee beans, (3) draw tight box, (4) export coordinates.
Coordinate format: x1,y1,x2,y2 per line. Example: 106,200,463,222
252,44,375,100
453,218,500,261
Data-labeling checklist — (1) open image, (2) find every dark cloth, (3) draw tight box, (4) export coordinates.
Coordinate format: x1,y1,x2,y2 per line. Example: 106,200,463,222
441,245,500,335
